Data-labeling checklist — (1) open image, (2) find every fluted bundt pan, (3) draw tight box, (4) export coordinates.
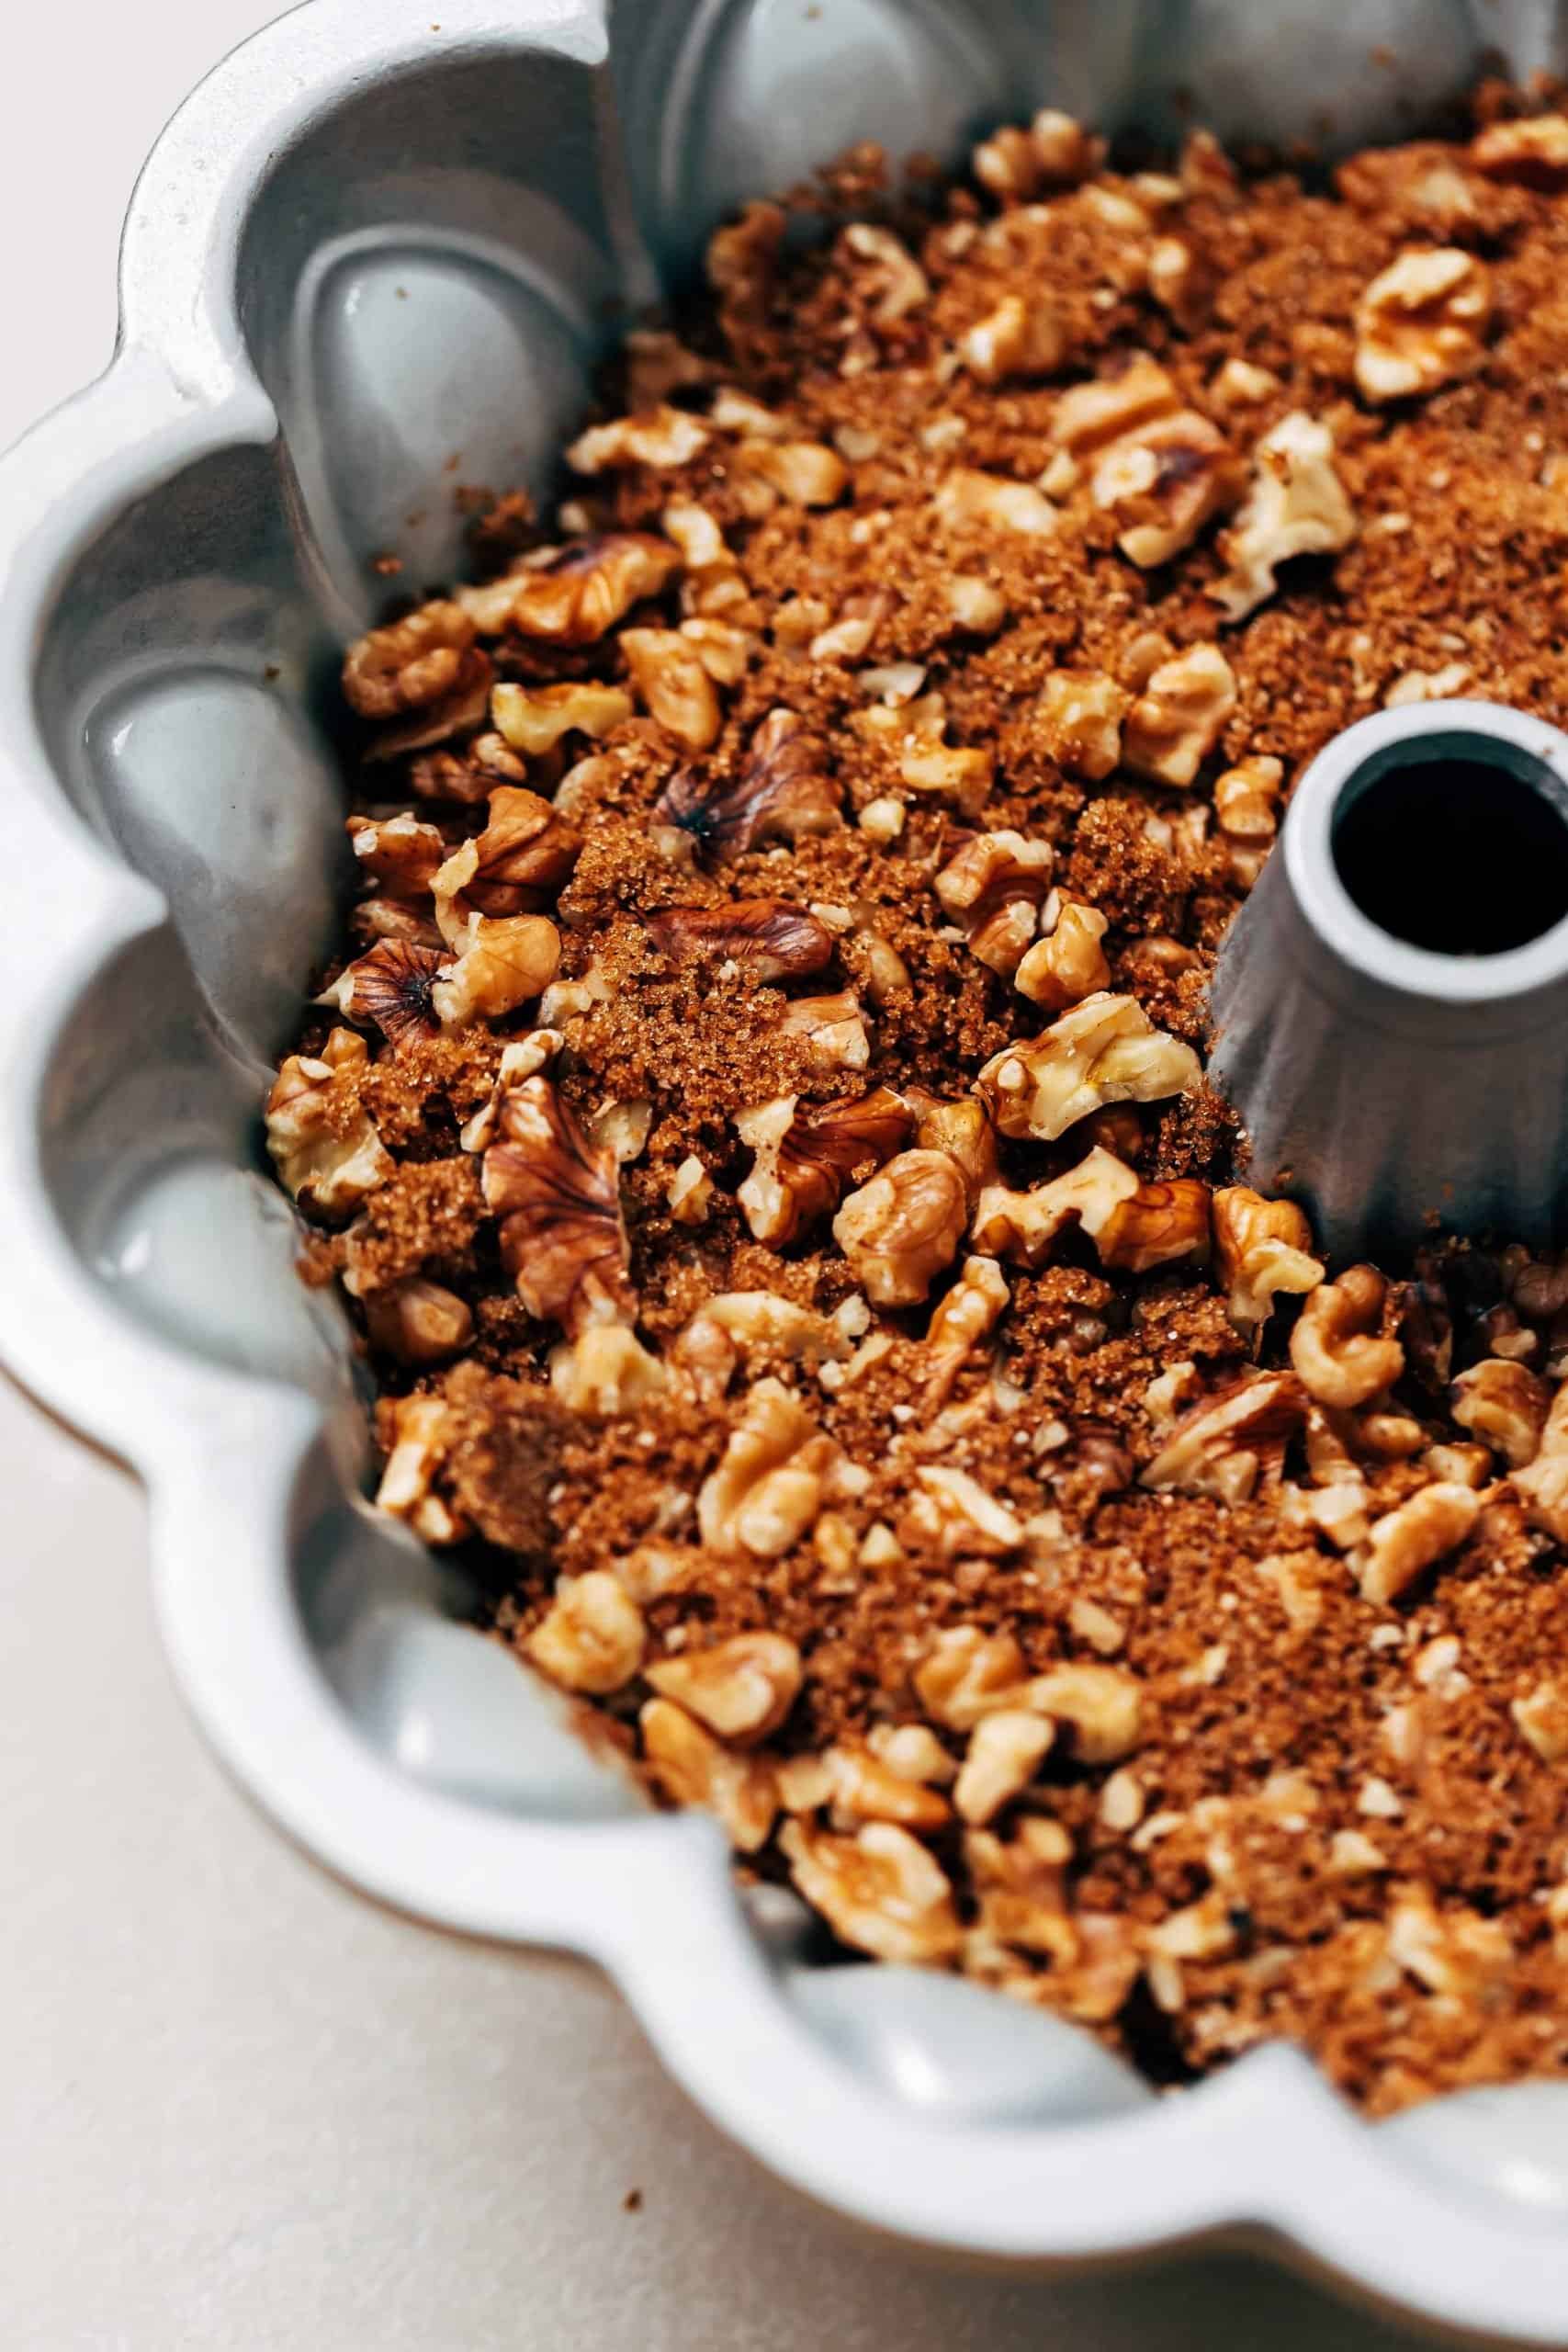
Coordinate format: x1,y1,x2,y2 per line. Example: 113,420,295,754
6,3,1568,2340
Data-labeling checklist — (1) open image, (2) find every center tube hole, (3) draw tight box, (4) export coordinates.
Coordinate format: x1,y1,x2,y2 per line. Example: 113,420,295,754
1331,743,1568,956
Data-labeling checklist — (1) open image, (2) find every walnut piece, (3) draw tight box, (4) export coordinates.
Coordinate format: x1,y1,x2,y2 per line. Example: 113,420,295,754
375,1396,467,1545
961,293,1069,385
434,788,581,931
840,221,930,325
1028,1665,1143,1764
736,438,849,507
647,900,835,983
654,709,840,861
933,469,1058,537
1290,1266,1404,1408
905,1465,1024,1557
567,404,711,473
640,1697,779,1852
1353,1483,1481,1607
265,1029,393,1216
1213,1186,1325,1332
1122,644,1238,786
697,1378,854,1558
462,533,679,644
964,1816,1077,1963
972,108,1103,201
363,1277,473,1366
1354,247,1491,404
924,1256,1010,1403
736,1087,912,1246
430,916,562,1030
1213,413,1358,623
491,679,632,757
1141,1370,1307,1505
833,1149,969,1306
779,1819,963,1964
319,940,446,1048
343,602,482,721
1512,1679,1568,1766
954,1711,1054,1825
618,625,722,750
347,811,446,910
1013,895,1112,1012
972,1147,1207,1275
1213,755,1284,886
1090,409,1244,568
778,990,870,1074
934,830,1055,977
481,1076,634,1336
977,992,1200,1143
1472,115,1568,187
1035,670,1130,781
527,1571,646,1695
1513,1384,1568,1540
646,1633,803,1746
1449,1358,1550,1468
548,1325,668,1418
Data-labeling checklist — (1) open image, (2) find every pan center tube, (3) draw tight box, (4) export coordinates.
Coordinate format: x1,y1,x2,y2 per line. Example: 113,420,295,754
1208,699,1568,1256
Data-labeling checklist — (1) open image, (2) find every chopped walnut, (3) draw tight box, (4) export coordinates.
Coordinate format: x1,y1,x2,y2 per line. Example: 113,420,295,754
1141,1370,1307,1505
618,626,722,750
1211,356,1281,409
646,1632,803,1747
977,992,1200,1143
1212,1186,1325,1332
1291,1266,1405,1409
897,737,995,818
933,469,1058,537
1052,354,1185,461
867,1724,956,1786
1093,1170,1213,1274
1384,660,1474,707
567,405,711,473
548,1325,667,1418
840,221,930,324
905,1464,1024,1557
1512,1679,1568,1767
1472,115,1568,187
347,812,445,912
736,1087,912,1246
933,830,1055,977
527,1570,646,1695
647,900,836,983
954,1711,1054,1825
1513,1384,1568,1540
1354,1483,1481,1607
817,1747,953,1833
1122,644,1239,786
319,940,446,1047
1146,236,1211,334
1354,247,1491,404
481,1076,633,1336
265,1029,393,1216
1214,413,1358,623
1213,755,1284,886
909,1094,1000,1204
697,1378,857,1558
343,602,483,722
964,1817,1077,1962
433,791,581,935
737,438,849,508
375,1395,467,1545
465,533,679,644
363,1277,473,1366
914,1625,1030,1731
625,329,713,407
654,708,840,861
779,1820,963,1964
430,915,561,1029
1035,670,1130,782
924,1257,1010,1405
972,109,1102,201
779,990,871,1072
1013,895,1112,1011
833,1149,969,1306
961,293,1069,384
491,679,632,757
1090,408,1244,568
1028,1664,1143,1764
640,1697,779,1852
1449,1358,1550,1468
673,1291,852,1402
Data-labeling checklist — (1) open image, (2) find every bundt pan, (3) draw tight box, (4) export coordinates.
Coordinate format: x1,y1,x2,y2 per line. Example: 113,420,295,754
6,0,1568,2338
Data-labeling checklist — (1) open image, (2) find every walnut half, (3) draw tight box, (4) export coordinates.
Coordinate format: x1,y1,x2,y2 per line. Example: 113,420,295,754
481,1077,634,1336
977,993,1200,1143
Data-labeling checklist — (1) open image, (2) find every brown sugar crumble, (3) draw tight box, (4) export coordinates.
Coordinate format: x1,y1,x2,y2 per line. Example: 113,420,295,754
267,86,1568,2117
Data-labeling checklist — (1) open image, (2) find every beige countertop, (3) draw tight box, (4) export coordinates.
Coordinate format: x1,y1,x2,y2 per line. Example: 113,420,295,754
0,8,1430,2343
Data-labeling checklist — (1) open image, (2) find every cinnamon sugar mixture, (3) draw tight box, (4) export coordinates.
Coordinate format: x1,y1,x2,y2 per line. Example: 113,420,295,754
268,91,1568,2113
